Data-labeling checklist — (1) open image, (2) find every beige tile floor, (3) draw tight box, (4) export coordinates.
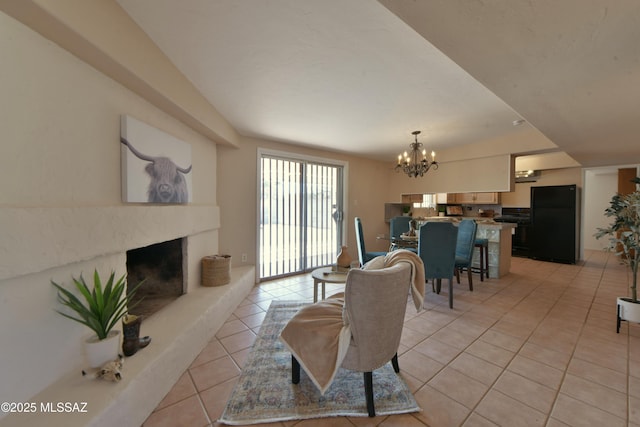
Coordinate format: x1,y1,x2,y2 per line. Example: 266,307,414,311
143,250,640,427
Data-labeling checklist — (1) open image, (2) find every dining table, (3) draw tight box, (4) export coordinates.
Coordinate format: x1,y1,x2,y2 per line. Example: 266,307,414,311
391,233,418,251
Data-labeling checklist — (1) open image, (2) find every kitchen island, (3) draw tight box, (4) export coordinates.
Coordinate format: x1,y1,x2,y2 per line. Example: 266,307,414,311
415,218,516,278
473,220,516,278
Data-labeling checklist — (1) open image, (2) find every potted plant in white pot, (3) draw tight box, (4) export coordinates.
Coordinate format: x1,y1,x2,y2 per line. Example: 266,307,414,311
595,176,640,333
52,270,142,367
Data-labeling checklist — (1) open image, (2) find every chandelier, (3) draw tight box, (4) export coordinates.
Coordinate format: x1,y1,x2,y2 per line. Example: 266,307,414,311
395,130,438,178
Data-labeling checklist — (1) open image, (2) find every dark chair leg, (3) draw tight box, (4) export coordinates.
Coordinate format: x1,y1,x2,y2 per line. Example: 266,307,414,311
617,303,622,334
479,244,485,281
436,278,442,294
292,355,300,384
484,245,489,279
391,353,400,373
455,268,460,284
364,372,375,417
467,268,473,291
448,279,453,309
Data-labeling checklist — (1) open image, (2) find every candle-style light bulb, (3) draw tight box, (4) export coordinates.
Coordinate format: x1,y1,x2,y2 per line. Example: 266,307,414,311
431,151,436,161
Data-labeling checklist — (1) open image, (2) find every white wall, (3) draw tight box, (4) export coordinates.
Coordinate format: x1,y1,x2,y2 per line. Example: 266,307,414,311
583,169,618,250
583,167,640,251
219,139,630,275
387,154,514,195
218,136,393,277
0,12,219,405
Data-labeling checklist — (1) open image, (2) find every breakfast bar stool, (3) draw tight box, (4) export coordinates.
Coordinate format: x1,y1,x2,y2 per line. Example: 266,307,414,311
474,238,489,281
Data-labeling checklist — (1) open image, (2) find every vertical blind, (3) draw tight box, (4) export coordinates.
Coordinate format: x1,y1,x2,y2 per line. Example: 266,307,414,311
260,154,343,279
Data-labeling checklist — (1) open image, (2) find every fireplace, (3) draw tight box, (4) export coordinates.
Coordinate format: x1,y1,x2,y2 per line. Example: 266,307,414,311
126,238,186,317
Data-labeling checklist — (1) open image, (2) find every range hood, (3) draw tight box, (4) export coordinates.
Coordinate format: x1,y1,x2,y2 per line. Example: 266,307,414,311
515,170,540,183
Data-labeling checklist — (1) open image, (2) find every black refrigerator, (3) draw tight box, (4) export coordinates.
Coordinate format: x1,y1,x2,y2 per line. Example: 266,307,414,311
530,184,579,264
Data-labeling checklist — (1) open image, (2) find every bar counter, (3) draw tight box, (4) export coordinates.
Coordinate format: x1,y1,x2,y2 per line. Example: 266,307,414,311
415,217,516,278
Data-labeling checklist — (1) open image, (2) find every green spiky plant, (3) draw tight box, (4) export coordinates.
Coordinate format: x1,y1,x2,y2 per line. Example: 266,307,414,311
52,270,142,340
595,177,640,302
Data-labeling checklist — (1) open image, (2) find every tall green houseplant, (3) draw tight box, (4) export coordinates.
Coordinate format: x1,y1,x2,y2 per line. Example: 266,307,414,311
595,177,640,302
52,270,141,340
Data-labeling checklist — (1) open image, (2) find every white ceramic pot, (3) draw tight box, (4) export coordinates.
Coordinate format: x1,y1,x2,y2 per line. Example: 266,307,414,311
85,330,120,368
618,297,640,323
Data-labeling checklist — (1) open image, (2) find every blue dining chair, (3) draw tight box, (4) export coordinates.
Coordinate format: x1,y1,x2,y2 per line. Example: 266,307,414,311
355,217,387,266
418,222,458,309
389,216,417,253
390,216,411,240
454,219,478,291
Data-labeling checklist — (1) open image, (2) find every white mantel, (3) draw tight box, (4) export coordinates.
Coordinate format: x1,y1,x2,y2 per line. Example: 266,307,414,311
0,206,219,282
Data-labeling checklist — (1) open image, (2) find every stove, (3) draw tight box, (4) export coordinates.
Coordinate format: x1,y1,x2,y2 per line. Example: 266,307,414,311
494,207,531,257
494,207,531,224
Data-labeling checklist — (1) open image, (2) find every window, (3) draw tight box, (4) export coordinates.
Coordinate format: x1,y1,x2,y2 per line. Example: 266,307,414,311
259,151,346,280
413,194,436,209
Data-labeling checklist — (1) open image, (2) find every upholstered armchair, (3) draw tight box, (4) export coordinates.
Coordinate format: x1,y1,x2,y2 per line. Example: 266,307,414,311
280,251,423,417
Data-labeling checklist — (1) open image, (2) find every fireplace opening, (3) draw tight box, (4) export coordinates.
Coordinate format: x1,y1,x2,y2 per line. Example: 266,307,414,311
126,238,185,318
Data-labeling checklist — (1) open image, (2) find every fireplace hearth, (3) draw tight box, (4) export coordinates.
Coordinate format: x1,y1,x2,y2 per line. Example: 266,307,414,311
126,238,185,317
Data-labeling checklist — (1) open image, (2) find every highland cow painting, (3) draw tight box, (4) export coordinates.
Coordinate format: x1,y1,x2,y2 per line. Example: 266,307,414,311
121,115,193,203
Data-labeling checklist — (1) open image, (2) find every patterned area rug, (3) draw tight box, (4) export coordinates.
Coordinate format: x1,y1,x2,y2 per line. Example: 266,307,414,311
219,300,420,425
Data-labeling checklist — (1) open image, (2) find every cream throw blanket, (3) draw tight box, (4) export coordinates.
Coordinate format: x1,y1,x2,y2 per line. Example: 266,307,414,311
279,250,425,394
384,249,425,312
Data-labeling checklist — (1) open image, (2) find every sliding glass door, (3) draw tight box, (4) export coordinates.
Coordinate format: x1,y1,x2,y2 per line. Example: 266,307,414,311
259,151,345,280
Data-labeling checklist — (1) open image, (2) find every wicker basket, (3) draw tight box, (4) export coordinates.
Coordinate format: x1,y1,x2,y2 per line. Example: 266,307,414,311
202,255,231,287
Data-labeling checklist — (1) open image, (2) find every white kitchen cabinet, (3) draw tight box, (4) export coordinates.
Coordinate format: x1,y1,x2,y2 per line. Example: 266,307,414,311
436,193,457,204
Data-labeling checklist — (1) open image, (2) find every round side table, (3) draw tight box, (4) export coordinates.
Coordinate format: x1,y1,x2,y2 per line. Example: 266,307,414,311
310,267,349,302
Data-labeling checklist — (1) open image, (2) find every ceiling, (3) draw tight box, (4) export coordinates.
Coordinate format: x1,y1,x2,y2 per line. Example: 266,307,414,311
117,0,640,168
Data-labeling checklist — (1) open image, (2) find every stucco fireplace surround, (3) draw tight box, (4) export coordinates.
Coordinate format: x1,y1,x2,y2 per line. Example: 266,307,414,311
0,206,255,427
0,6,257,425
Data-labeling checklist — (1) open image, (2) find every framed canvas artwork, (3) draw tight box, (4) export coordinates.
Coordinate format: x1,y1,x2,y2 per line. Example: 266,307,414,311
120,115,193,204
